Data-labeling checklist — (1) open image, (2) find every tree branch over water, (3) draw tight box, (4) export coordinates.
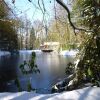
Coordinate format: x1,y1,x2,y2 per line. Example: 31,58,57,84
56,0,93,34
12,0,93,34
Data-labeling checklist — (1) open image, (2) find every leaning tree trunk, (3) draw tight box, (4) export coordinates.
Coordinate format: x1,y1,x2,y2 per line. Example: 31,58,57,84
69,33,100,89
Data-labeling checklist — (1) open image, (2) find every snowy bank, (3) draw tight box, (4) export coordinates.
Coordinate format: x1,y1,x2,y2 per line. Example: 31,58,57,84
60,50,78,57
0,87,100,100
19,50,42,54
0,51,10,56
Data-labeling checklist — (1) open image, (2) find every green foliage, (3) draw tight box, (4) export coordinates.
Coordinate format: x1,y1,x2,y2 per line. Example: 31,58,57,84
0,1,8,18
71,0,100,87
47,18,75,46
73,0,100,31
87,67,93,77
68,44,77,50
18,52,40,92
65,62,75,75
94,80,100,87
27,80,32,92
29,27,36,49
32,51,36,58
61,44,68,50
19,52,40,74
14,77,22,92
76,35,100,85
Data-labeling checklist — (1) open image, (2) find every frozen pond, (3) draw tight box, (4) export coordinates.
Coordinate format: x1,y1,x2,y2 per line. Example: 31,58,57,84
0,50,75,93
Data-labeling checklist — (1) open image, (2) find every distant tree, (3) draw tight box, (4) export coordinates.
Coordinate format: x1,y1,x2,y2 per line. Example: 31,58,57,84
33,20,44,47
15,18,25,49
47,2,76,50
29,27,36,49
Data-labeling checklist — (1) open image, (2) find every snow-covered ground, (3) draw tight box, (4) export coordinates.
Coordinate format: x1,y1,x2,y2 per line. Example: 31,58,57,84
0,51,10,56
60,50,78,57
0,87,100,100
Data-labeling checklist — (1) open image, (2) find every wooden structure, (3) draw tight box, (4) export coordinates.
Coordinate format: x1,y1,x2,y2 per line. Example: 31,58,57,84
40,42,60,52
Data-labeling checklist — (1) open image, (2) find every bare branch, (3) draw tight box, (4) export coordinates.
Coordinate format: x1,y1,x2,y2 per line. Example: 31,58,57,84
42,0,46,12
12,0,15,4
56,0,93,34
28,0,32,2
3,0,18,19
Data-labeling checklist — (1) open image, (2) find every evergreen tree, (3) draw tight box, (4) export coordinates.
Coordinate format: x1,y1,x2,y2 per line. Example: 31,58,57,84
0,0,18,51
72,0,100,86
29,27,36,49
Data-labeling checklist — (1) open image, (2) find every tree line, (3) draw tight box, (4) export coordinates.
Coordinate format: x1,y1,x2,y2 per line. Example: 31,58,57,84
0,0,78,51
